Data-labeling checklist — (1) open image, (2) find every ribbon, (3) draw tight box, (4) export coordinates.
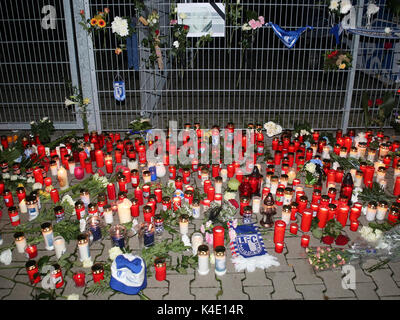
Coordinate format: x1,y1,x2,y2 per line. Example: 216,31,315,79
329,24,343,45
127,18,139,70
266,22,313,49
209,1,225,20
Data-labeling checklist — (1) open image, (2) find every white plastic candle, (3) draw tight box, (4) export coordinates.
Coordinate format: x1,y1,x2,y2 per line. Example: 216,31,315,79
220,169,228,182
214,246,226,276
366,203,377,221
78,234,90,262
14,233,26,254
287,168,296,185
197,245,209,275
117,198,132,224
41,223,54,251
50,164,58,176
376,203,388,221
19,198,28,214
54,236,66,259
127,158,139,170
191,232,203,255
215,179,223,194
179,215,189,235
322,146,330,159
57,166,69,191
252,197,261,214
156,162,166,178
68,161,75,175
103,206,114,224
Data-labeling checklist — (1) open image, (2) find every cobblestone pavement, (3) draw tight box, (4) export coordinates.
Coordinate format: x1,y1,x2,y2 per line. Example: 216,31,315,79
0,133,400,300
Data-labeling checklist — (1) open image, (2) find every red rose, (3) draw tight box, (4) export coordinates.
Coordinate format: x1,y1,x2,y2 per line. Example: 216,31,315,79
368,99,373,107
321,235,335,245
155,29,160,36
183,25,189,30
335,235,349,246
80,10,85,15
384,42,393,50
228,199,239,209
375,98,384,106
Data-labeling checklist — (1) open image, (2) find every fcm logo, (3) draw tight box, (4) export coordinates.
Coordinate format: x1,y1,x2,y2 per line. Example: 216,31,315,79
341,265,356,290
41,5,57,30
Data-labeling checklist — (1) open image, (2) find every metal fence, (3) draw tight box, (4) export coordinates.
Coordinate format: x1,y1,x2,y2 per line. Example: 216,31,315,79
1,0,399,132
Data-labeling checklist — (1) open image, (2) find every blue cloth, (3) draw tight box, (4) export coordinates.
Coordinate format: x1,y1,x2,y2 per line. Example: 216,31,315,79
115,255,142,273
113,80,126,101
127,18,139,70
266,22,313,49
230,223,267,258
329,24,341,45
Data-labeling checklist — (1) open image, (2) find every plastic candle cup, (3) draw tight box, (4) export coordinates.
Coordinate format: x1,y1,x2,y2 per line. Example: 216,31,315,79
301,235,310,248
117,198,132,224
197,245,210,275
350,220,359,232
290,223,298,235
366,202,377,221
91,264,104,283
54,236,66,259
179,215,190,235
73,270,86,287
212,226,225,249
74,166,85,180
14,232,27,254
275,242,284,254
41,222,54,250
154,257,167,281
77,233,91,262
26,260,40,284
300,209,313,232
274,220,286,244
214,246,227,276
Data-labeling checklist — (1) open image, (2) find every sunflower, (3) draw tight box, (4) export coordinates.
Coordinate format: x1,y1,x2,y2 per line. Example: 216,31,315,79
97,19,106,28
90,18,97,26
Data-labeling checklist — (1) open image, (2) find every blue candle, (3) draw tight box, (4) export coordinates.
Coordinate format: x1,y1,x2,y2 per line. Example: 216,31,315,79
144,229,154,247
112,236,125,248
90,225,102,241
149,166,157,181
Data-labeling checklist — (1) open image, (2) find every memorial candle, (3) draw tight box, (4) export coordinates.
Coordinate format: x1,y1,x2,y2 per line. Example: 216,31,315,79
213,226,225,249
300,209,313,232
117,198,132,224
274,220,286,243
301,235,310,248
135,187,143,205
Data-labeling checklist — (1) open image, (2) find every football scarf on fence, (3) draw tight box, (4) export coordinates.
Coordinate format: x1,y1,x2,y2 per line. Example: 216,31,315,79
266,22,313,49
227,221,280,272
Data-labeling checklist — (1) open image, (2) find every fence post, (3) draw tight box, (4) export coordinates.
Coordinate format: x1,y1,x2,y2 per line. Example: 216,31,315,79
341,0,364,132
71,0,101,133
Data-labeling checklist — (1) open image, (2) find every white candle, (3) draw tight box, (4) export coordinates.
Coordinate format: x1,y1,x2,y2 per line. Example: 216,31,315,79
78,234,90,262
220,169,228,182
19,199,27,214
322,146,330,159
41,223,54,251
156,162,166,178
197,245,209,275
50,164,58,176
287,168,296,185
376,204,388,221
191,232,203,255
366,203,377,221
252,197,261,214
117,198,132,224
281,205,291,225
214,247,226,276
14,233,26,254
68,161,75,175
215,180,223,194
127,158,139,170
103,206,113,224
54,236,66,259
179,215,189,235
57,166,69,191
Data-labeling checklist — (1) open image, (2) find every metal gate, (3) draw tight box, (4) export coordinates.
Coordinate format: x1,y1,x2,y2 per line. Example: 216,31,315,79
1,0,399,132
0,0,82,130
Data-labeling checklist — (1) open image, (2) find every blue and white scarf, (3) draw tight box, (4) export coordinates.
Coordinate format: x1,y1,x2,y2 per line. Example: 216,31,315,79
266,22,313,49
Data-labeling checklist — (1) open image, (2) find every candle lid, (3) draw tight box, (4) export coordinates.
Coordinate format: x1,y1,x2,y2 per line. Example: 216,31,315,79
25,260,37,270
198,244,209,255
154,257,166,267
215,246,226,256
14,231,24,240
41,222,52,232
179,214,189,222
91,263,104,273
77,233,89,243
54,206,64,214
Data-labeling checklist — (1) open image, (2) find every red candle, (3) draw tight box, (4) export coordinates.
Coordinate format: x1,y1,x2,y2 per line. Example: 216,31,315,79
95,150,104,168
26,260,40,284
203,180,212,193
25,244,38,259
142,185,151,199
207,186,215,201
274,220,286,243
349,207,361,221
337,205,349,227
275,242,284,254
272,137,279,151
143,206,153,222
335,169,344,184
212,164,220,178
115,150,122,163
169,165,177,180
79,151,87,168
350,220,359,232
175,177,183,190
300,209,313,232
182,169,191,184
138,143,146,164
290,223,298,235
155,258,167,281
73,271,86,287
131,170,140,188
317,206,329,228
344,136,352,152
107,183,116,200
236,168,244,183
135,187,143,206
154,188,163,203
363,166,375,188
33,168,43,185
50,188,60,203
105,155,113,174
227,164,235,178
305,148,313,161
213,226,225,249
290,204,298,221
173,196,181,211
91,264,104,283
301,235,310,248
16,187,26,203
84,159,93,174
394,176,400,196
274,151,282,165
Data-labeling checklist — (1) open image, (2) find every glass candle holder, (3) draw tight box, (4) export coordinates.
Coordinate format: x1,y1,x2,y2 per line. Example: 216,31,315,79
197,245,209,275
214,246,227,276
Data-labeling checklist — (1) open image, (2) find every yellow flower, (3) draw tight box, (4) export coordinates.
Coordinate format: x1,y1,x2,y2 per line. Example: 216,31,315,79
115,47,122,55
97,19,106,28
90,18,97,26
83,98,90,105
338,63,346,70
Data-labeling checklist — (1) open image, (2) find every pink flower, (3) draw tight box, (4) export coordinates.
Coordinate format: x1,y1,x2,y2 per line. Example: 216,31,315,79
229,229,237,241
248,19,258,29
170,19,178,25
258,16,265,25
232,219,238,228
205,232,213,245
200,224,205,234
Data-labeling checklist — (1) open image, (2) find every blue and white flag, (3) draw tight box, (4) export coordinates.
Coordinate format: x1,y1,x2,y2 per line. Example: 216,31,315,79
266,22,313,49
227,221,279,272
113,80,126,101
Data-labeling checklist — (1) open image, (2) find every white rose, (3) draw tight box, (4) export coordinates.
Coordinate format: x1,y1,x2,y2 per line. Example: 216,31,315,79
179,13,187,20
0,249,12,265
82,258,93,268
329,0,339,11
109,246,123,261
242,23,251,31
111,17,129,37
173,41,180,48
385,27,392,34
224,192,236,201
305,162,316,173
10,175,18,181
67,294,80,300
340,0,353,14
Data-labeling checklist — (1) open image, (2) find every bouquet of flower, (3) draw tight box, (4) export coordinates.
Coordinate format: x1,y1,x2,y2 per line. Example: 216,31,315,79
299,159,324,186
306,246,350,271
140,10,164,70
323,49,352,70
169,3,190,69
64,83,91,133
79,8,110,47
30,117,55,145
327,0,353,16
293,122,314,143
111,16,136,55
263,121,282,137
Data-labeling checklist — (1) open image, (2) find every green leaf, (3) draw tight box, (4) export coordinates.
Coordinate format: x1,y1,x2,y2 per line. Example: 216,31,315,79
37,256,50,270
312,228,323,239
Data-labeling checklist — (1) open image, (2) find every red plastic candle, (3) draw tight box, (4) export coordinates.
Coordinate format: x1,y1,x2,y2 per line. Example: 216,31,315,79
74,166,85,180
95,150,104,168
317,206,329,228
79,151,87,168
207,186,215,201
213,226,225,249
142,185,151,199
350,220,359,232
25,245,38,259
155,258,167,281
335,169,344,184
182,169,191,184
130,199,140,217
33,168,43,185
300,209,313,232
73,271,86,287
107,183,116,200
50,189,60,204
105,155,113,174
84,159,93,174
337,205,349,227
301,235,310,248
275,242,284,254
212,164,219,178
394,176,400,196
115,150,122,163
203,180,212,193
3,190,14,208
154,188,162,203
272,137,279,151
274,220,286,243
26,260,40,284
135,187,143,205
169,165,177,180
138,143,146,164
363,166,375,188
131,170,140,188
349,207,361,221
16,187,26,203
91,264,104,283
173,196,181,211
290,223,298,235
227,164,235,178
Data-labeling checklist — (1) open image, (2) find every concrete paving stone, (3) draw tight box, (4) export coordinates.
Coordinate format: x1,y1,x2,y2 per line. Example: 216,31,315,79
191,269,219,288
108,292,141,300
285,236,307,259
315,270,356,299
142,287,169,300
0,267,23,288
388,261,400,282
352,264,375,283
147,275,169,288
361,258,389,270
287,258,323,285
352,282,379,300
268,271,303,300
0,288,12,299
5,283,33,300
217,273,249,300
242,285,274,300
163,275,195,300
295,284,326,300
366,268,400,297
191,287,220,300
242,269,272,287
265,251,293,272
